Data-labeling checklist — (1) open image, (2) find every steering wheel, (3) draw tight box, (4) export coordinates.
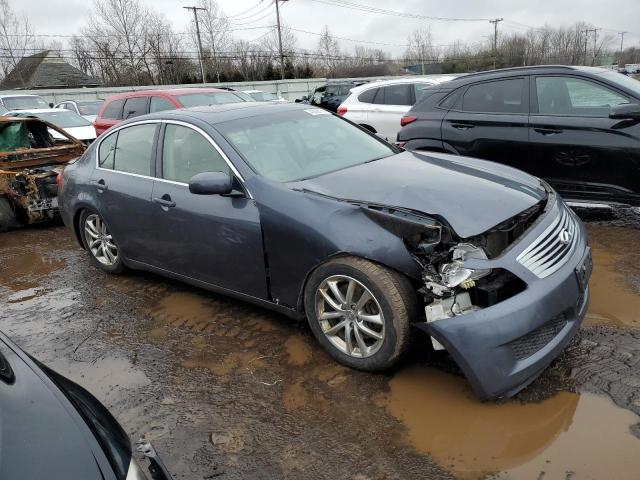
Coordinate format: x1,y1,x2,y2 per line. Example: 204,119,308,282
311,142,339,163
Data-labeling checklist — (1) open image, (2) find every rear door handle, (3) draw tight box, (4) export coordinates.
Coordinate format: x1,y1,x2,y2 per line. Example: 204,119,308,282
450,122,475,130
533,127,563,135
90,179,108,191
153,195,176,208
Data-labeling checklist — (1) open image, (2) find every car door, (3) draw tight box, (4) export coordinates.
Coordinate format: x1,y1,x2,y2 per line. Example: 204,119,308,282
150,122,267,299
529,74,640,204
90,122,159,264
442,77,530,169
367,83,415,140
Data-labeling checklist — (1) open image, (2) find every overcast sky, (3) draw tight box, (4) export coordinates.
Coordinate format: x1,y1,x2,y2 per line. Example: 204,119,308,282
18,0,640,56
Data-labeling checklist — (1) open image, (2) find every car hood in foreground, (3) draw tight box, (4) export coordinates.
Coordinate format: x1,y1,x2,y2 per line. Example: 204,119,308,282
296,151,547,238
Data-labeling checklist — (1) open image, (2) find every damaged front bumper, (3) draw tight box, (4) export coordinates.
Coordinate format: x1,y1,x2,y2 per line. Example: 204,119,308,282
415,198,591,399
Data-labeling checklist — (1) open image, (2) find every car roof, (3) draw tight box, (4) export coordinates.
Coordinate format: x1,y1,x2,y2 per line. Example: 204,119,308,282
348,75,460,94
442,65,612,87
130,102,312,127
6,108,65,114
105,87,231,101
0,94,43,99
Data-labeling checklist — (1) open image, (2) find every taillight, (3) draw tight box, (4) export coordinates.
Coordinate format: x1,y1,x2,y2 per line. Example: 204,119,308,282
400,116,417,127
56,170,63,190
337,105,347,116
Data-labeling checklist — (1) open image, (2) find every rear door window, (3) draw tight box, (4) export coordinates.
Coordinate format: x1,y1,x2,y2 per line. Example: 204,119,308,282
358,88,378,104
462,78,526,113
162,124,229,184
112,124,157,176
101,99,124,120
535,76,629,116
150,96,176,113
382,84,413,106
122,97,149,120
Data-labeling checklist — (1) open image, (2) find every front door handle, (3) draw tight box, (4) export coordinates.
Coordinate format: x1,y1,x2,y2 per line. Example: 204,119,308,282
534,127,563,135
90,179,108,191
153,195,176,208
450,122,475,130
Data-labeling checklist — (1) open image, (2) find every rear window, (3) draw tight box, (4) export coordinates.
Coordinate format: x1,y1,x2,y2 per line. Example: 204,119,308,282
2,96,48,110
32,110,92,128
101,99,124,120
175,92,249,107
77,101,103,116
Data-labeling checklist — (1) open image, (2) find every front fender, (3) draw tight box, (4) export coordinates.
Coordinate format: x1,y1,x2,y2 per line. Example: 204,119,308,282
252,180,424,310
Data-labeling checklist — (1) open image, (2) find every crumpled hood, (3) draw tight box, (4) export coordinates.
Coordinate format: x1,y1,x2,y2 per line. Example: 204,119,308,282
295,151,547,238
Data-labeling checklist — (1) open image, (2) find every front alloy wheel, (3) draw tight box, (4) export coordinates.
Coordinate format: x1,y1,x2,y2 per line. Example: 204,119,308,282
316,275,385,358
304,256,415,372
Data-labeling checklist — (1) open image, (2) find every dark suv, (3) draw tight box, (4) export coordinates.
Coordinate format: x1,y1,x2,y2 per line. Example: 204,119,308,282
297,81,368,112
398,66,640,207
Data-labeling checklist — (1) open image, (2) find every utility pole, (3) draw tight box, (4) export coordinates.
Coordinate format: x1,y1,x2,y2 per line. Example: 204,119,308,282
274,0,289,80
489,18,503,69
582,29,594,65
184,6,207,84
592,28,601,65
619,31,627,65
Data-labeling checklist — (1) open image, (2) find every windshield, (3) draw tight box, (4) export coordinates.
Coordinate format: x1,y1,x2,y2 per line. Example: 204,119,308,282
218,109,396,182
3,96,48,110
176,92,249,107
29,110,92,128
77,101,103,115
599,71,640,97
248,91,277,102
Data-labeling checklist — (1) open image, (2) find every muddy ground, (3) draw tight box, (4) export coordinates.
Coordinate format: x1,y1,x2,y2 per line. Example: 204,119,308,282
1,210,640,480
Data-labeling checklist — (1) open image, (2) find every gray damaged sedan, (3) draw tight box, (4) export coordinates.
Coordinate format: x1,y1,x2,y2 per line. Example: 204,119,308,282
58,103,592,399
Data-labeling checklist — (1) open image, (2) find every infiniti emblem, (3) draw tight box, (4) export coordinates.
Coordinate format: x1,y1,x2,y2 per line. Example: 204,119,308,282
559,229,572,245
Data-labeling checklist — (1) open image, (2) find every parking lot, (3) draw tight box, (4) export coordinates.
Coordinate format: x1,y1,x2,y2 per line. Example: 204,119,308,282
1,209,639,480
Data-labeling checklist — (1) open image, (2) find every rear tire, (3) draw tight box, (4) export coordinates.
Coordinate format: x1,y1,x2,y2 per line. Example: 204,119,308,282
0,197,19,232
79,209,124,274
304,256,417,372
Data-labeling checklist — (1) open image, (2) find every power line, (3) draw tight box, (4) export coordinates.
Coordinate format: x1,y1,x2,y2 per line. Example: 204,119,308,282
227,0,263,18
307,0,491,22
229,1,275,25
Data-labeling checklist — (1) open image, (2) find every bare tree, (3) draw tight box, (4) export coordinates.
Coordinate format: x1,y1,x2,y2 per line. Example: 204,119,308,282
0,0,37,82
405,27,438,74
316,25,340,76
194,0,231,82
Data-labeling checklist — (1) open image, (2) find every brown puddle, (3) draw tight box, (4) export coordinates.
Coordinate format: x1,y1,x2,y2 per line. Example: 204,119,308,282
284,335,313,366
585,225,640,327
385,367,640,479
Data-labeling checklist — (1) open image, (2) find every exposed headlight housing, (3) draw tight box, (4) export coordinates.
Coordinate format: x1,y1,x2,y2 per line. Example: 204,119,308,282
440,244,491,289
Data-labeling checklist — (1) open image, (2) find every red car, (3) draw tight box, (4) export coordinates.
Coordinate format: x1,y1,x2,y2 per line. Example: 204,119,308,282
93,88,253,135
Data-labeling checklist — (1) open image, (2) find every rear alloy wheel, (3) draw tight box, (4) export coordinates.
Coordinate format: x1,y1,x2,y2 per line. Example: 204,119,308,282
305,256,416,371
81,211,124,274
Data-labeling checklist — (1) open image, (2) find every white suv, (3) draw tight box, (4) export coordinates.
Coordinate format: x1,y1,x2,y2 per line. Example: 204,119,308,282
337,76,459,140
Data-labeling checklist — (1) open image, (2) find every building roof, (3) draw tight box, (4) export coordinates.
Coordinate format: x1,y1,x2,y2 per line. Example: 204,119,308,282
0,51,100,90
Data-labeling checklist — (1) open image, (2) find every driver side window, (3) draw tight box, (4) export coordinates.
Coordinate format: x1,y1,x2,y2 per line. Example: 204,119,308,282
162,124,229,184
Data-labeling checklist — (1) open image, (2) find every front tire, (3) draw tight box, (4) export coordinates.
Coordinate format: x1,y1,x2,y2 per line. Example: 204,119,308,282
0,197,19,232
79,209,124,274
304,256,417,371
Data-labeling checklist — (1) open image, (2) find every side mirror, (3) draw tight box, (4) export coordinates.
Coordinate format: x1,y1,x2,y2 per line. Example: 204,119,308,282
48,102,54,108
188,171,233,195
609,103,640,120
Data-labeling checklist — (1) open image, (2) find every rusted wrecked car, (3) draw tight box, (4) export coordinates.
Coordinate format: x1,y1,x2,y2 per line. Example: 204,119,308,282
0,116,85,231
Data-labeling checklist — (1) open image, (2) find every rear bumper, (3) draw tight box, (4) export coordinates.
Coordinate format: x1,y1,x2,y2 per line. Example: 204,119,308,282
415,197,590,399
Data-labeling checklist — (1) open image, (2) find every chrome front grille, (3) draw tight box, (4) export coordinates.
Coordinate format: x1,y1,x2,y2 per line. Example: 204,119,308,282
516,203,580,278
